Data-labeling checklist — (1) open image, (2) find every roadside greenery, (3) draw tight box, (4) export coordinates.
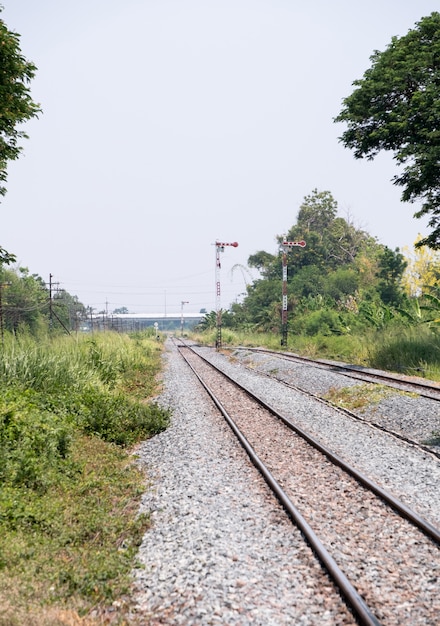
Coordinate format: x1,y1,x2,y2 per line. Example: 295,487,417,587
0,330,169,625
194,189,440,381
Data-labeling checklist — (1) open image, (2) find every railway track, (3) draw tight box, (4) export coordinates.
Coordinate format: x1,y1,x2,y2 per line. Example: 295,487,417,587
176,341,440,626
234,346,440,401
219,346,440,461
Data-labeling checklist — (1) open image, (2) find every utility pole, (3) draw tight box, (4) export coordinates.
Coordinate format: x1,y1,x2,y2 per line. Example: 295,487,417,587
214,240,238,350
46,274,71,334
47,273,59,330
0,282,11,345
180,301,189,336
280,239,306,347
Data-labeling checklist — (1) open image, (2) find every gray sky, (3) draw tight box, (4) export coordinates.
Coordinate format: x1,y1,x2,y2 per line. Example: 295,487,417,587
1,1,438,314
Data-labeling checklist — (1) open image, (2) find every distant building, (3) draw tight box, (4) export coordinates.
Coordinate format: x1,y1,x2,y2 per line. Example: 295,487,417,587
85,312,205,332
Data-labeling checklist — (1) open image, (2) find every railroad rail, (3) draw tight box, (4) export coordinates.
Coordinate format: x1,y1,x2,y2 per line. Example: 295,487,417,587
219,345,440,460
232,346,440,401
176,341,440,626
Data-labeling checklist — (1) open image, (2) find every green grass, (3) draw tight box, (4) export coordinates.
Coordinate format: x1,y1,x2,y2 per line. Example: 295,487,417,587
324,383,399,411
365,326,440,380
0,330,169,625
0,436,148,625
190,325,440,381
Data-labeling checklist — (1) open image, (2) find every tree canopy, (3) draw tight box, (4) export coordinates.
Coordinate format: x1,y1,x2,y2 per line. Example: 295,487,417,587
334,12,440,249
0,6,40,197
236,189,409,334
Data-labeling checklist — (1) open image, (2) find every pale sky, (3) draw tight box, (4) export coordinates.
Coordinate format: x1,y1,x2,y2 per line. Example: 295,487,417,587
1,1,438,314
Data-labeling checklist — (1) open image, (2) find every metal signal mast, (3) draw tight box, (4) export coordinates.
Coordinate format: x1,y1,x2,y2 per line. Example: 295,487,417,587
214,240,238,349
280,239,306,347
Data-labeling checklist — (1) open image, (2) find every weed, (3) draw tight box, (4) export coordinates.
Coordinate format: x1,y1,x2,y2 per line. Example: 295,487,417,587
325,383,403,411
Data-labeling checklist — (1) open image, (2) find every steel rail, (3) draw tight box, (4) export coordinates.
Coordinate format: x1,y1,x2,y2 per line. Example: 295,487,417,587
180,344,440,545
231,350,440,461
178,346,382,626
234,346,440,401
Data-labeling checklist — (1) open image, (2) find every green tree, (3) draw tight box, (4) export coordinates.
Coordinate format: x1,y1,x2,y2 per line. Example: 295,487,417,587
335,12,440,249
376,246,407,306
0,245,16,266
0,8,41,265
248,250,279,280
53,289,86,332
113,306,129,314
284,190,375,272
237,189,388,332
1,267,48,333
0,7,41,196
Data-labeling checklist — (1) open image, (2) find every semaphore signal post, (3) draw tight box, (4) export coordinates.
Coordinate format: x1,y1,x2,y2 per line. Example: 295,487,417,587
214,240,238,350
280,239,306,347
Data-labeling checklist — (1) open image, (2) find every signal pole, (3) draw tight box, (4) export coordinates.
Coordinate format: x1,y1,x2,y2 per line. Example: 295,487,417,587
280,239,306,347
180,300,189,336
214,240,238,349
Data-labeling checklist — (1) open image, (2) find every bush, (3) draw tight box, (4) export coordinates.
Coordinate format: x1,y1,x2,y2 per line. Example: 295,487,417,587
0,389,75,493
301,309,345,336
76,386,169,446
368,327,440,378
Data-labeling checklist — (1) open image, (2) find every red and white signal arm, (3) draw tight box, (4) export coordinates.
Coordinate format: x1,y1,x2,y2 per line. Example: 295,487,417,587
282,240,306,248
216,241,239,248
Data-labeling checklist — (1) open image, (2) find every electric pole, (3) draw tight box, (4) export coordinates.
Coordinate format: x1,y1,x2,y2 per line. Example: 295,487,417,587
0,282,11,345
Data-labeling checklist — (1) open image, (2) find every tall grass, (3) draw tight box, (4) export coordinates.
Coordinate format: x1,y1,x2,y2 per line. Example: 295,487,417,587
0,330,170,624
366,326,440,379
190,325,440,381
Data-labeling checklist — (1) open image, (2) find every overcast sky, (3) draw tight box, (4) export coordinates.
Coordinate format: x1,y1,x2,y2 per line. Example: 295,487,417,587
1,1,438,314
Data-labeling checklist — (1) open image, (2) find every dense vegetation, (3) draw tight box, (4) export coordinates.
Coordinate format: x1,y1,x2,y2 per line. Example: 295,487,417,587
335,12,440,249
196,189,440,380
0,330,169,625
0,265,88,335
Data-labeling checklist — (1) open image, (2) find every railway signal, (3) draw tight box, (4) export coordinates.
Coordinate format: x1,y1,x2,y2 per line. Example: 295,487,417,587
180,301,189,336
280,239,306,347
214,241,238,349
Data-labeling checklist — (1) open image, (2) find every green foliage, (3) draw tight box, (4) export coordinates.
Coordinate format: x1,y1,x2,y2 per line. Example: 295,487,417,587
0,332,170,446
75,386,168,446
367,327,440,378
335,12,440,248
0,267,49,333
290,265,326,297
234,189,391,334
357,300,396,330
284,189,376,272
324,267,359,300
0,246,16,266
0,8,41,197
0,266,88,334
0,331,169,621
0,389,75,494
0,435,151,622
297,309,346,336
376,246,407,305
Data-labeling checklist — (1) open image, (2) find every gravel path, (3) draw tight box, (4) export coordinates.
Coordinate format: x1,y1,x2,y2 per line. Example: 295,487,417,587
130,340,440,624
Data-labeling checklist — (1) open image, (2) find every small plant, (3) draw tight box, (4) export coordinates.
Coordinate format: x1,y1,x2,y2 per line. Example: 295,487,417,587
325,383,409,412
423,432,440,447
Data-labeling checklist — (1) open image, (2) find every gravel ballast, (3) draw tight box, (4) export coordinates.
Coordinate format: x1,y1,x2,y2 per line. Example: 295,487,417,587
131,341,440,624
